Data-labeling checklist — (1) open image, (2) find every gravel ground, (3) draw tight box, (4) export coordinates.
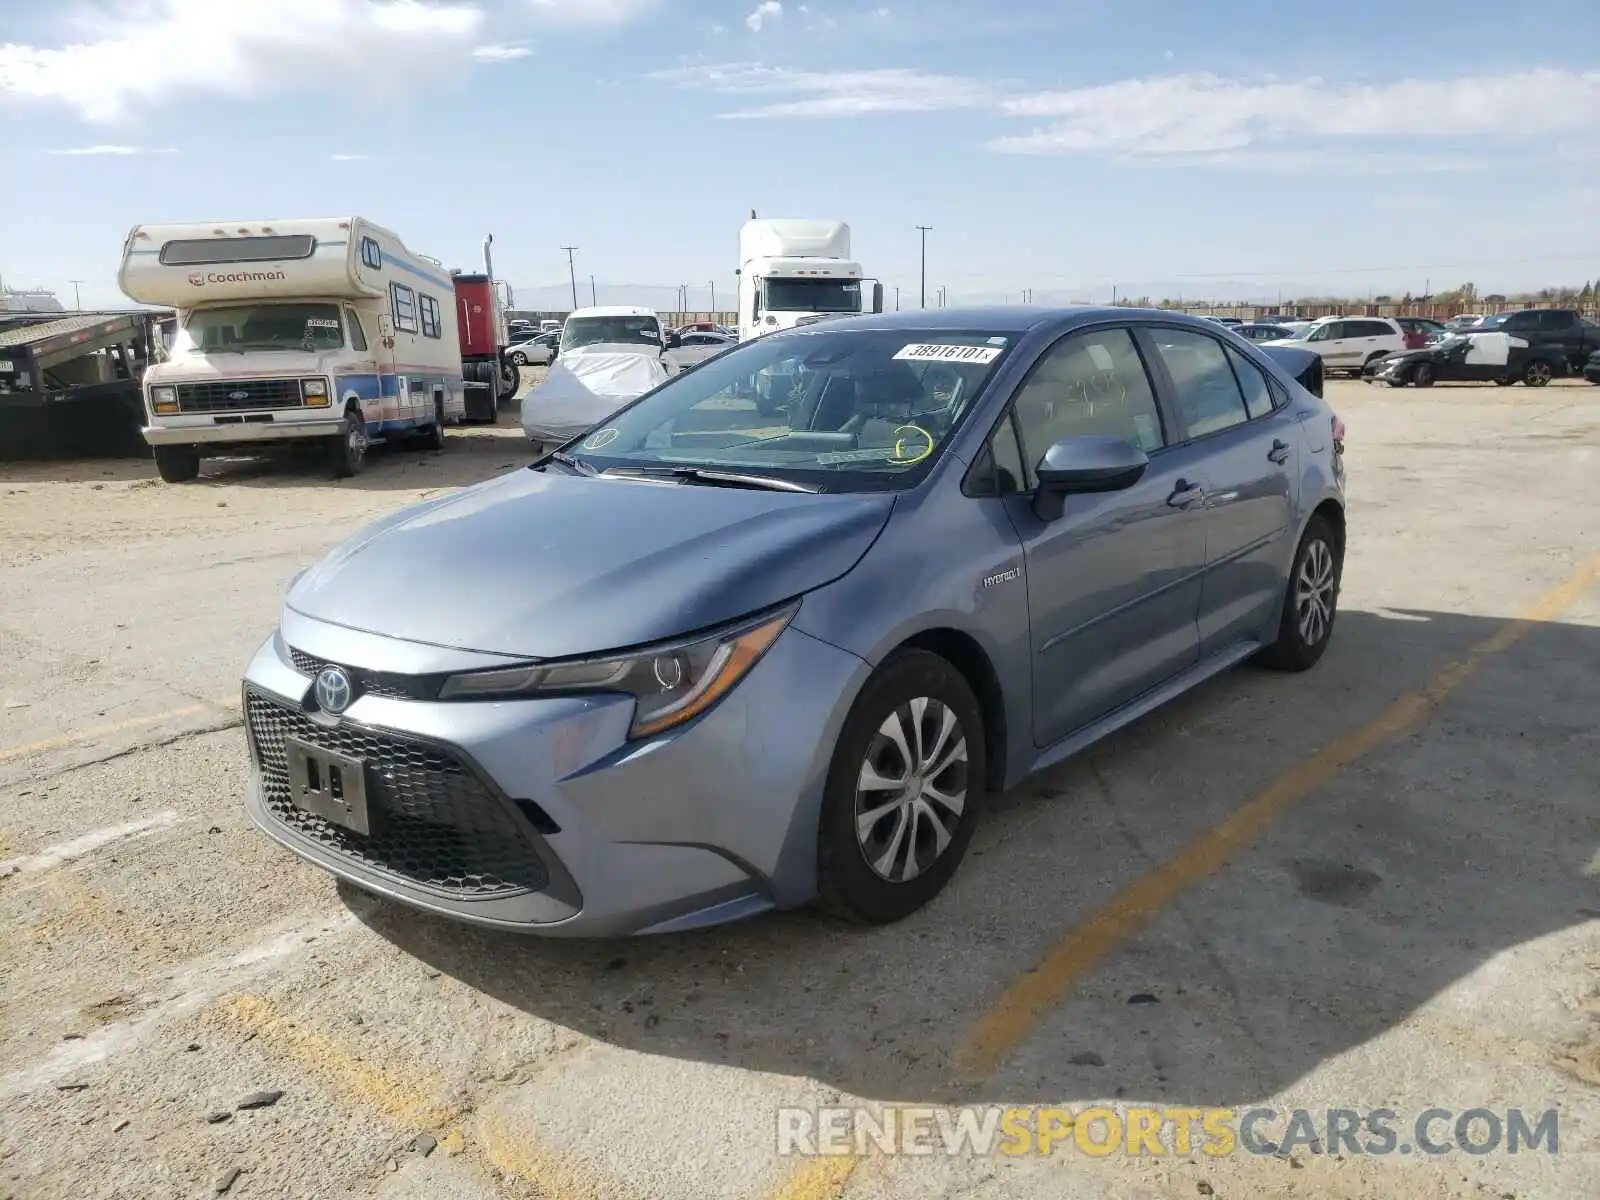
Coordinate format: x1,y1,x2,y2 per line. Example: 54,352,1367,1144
1,376,1597,1200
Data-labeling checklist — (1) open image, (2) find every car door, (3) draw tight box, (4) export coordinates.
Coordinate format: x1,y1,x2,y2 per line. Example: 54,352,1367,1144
1344,319,1391,367
998,324,1208,748
1536,310,1580,367
1140,328,1299,657
1303,320,1348,368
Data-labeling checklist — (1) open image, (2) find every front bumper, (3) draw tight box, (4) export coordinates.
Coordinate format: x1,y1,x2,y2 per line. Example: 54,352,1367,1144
144,416,341,446
240,611,872,936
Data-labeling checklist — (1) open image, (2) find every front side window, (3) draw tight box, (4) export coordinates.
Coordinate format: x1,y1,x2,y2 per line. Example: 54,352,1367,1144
391,283,417,333
345,307,368,352
556,329,1015,491
172,302,344,355
1009,327,1166,477
1148,328,1250,438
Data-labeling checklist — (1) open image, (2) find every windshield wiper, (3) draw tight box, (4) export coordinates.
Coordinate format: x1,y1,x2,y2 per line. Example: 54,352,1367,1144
543,450,599,476
603,465,819,493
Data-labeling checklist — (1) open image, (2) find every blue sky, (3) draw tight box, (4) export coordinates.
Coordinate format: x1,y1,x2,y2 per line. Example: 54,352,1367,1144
3,0,1600,310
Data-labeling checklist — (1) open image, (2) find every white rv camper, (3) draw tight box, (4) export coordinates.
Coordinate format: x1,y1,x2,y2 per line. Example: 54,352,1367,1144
118,217,467,481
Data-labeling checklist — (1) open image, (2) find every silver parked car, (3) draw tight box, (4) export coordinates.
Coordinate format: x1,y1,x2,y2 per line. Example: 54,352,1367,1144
507,331,558,366
668,330,736,369
242,308,1346,936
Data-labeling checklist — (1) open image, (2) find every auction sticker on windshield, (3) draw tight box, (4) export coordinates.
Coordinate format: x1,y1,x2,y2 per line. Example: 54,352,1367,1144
305,318,340,329
894,343,1003,364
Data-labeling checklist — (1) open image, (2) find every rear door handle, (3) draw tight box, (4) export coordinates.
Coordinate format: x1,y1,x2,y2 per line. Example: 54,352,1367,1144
1268,439,1292,464
1167,479,1205,509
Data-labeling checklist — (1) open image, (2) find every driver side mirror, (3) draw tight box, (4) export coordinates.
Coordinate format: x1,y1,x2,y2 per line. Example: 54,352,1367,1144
1031,436,1149,522
665,332,682,349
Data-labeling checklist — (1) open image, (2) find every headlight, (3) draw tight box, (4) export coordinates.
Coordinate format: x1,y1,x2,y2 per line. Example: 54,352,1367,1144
437,603,797,738
301,378,329,406
151,385,177,414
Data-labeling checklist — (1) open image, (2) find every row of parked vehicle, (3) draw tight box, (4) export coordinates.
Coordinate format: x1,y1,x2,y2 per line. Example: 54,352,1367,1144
505,319,739,370
1205,309,1600,388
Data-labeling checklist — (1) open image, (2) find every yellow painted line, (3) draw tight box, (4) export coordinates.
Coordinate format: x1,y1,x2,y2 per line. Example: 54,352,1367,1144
0,698,239,765
210,994,460,1131
954,552,1600,1083
764,1156,865,1200
476,1109,634,1200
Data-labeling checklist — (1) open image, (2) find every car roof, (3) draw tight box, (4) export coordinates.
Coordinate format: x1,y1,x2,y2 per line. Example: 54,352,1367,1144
794,305,1241,338
567,305,656,319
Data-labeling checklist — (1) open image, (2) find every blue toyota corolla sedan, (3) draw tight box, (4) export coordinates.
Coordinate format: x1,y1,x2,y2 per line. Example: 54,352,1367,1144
242,307,1346,936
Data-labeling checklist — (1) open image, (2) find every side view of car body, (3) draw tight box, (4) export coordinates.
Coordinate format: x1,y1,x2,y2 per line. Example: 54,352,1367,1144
1265,317,1405,376
1368,331,1570,388
668,331,737,369
241,307,1346,937
507,331,559,366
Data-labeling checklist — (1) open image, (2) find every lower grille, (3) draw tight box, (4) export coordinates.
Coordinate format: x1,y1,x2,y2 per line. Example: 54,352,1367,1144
246,690,548,897
288,647,418,702
177,378,303,413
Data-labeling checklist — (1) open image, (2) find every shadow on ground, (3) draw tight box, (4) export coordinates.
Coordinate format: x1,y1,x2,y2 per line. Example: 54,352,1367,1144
351,603,1600,1108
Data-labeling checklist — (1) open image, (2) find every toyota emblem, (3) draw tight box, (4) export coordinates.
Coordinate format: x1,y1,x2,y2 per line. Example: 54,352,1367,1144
314,666,355,715
228,390,250,401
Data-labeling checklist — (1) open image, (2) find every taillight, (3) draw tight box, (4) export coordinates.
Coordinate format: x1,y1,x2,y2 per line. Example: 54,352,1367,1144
1332,414,1345,448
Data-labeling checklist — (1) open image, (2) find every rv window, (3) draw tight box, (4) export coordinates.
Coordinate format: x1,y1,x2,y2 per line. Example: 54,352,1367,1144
346,308,368,352
391,284,418,334
419,294,442,340
158,234,316,266
360,237,383,271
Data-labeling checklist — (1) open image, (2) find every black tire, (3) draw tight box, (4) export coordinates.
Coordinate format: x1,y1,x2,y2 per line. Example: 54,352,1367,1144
1522,359,1554,387
153,444,200,483
1411,362,1434,387
421,399,446,451
330,410,367,478
496,354,518,403
816,649,986,924
1256,513,1342,672
1494,377,1513,387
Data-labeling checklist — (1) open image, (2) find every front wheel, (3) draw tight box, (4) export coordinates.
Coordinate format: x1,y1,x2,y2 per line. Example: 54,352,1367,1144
1411,362,1434,387
421,399,445,451
330,411,367,478
153,444,200,483
510,351,528,367
816,650,985,924
1255,514,1342,672
1523,360,1554,387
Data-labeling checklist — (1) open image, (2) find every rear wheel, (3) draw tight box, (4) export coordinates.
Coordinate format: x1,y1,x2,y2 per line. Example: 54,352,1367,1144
1523,359,1554,387
510,351,528,366
816,650,985,924
1411,362,1434,387
421,399,446,451
153,444,200,483
1256,513,1342,672
330,410,367,478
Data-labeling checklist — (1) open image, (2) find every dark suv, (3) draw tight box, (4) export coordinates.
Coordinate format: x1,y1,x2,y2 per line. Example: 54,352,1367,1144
1472,309,1600,372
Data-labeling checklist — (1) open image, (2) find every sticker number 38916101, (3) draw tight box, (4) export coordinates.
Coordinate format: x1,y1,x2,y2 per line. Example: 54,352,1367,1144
893,343,1002,364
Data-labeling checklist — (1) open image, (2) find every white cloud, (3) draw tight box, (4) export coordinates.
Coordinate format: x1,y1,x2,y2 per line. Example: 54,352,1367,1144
650,61,992,118
524,0,660,25
746,2,782,32
48,144,177,155
473,41,535,60
330,152,370,160
0,0,484,123
991,69,1600,156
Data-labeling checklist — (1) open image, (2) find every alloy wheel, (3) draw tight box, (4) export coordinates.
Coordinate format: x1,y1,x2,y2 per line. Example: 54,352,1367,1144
1296,538,1336,646
854,697,969,883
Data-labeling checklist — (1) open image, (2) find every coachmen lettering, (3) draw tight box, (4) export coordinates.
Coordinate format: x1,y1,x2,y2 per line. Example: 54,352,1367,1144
188,269,288,286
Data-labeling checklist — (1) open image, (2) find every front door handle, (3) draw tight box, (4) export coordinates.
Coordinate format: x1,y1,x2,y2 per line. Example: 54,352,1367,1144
1268,439,1292,464
1167,479,1205,509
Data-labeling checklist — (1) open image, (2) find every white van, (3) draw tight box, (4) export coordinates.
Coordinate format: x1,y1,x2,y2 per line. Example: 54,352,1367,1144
559,305,681,375
118,216,467,482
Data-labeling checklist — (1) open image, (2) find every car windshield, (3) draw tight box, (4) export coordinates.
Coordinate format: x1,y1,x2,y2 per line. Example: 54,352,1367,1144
561,316,661,352
762,278,863,314
551,327,1015,491
174,303,344,354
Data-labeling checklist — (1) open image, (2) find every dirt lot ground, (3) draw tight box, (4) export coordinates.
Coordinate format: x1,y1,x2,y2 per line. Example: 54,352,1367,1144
1,376,1598,1200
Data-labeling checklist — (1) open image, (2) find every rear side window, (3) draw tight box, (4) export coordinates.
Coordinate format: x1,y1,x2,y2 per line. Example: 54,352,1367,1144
1147,328,1250,438
1538,310,1575,331
1348,320,1392,338
1225,345,1275,419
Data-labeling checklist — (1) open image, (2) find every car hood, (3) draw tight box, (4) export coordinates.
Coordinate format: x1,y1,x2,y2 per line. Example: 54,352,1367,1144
286,468,895,659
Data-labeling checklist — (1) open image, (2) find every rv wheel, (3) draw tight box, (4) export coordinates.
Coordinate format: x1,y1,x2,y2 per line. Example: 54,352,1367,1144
153,445,200,484
331,411,367,478
422,400,446,451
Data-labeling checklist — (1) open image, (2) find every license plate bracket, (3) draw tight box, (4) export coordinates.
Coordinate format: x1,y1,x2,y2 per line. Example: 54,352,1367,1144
284,736,371,836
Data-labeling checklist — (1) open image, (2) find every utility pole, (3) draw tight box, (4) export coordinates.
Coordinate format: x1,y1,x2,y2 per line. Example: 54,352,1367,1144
69,280,84,310
914,225,932,308
590,274,597,305
560,247,579,311
709,280,717,313
894,286,900,311
1112,284,1119,306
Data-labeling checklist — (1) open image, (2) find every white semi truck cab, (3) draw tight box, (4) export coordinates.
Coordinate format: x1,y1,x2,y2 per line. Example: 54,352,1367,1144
736,218,883,343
